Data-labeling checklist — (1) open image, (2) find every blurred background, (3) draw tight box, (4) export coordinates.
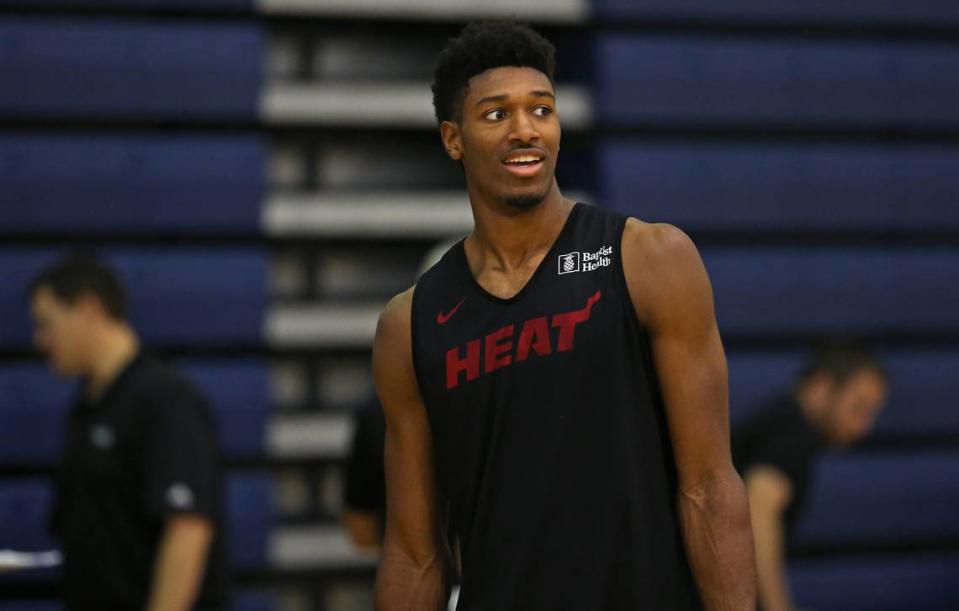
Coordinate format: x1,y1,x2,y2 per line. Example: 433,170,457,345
1,1,958,610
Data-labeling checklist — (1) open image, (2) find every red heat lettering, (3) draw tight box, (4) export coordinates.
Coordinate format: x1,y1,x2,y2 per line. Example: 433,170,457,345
484,325,513,373
446,339,481,389
444,290,602,390
515,316,551,361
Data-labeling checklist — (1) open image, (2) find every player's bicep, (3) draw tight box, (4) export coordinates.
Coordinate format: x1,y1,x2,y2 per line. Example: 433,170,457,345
624,223,731,487
372,290,443,564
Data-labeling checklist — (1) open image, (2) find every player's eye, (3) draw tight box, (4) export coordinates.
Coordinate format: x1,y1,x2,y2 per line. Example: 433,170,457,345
484,109,506,121
533,105,553,118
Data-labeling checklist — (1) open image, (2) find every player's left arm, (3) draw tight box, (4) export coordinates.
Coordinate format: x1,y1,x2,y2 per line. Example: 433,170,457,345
623,219,756,611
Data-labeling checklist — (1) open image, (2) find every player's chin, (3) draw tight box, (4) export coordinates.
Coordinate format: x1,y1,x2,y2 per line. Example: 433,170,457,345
501,186,550,210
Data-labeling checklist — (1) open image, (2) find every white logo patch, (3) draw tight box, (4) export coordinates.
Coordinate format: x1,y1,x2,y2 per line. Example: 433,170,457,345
90,424,114,449
166,483,195,509
558,251,581,274
558,245,613,275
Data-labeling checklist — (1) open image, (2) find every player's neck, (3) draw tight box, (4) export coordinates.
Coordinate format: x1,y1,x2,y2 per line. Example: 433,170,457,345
466,182,572,272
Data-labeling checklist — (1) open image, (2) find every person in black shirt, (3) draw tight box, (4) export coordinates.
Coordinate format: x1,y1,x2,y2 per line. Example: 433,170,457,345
371,22,755,611
343,397,387,549
28,255,227,610
732,343,889,611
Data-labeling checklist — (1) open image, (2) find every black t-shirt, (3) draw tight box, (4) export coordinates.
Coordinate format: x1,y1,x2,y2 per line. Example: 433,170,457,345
732,395,827,532
344,399,386,515
50,351,228,610
410,203,703,611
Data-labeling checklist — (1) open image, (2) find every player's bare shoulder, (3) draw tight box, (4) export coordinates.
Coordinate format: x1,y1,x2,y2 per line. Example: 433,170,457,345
373,286,415,360
372,286,422,409
621,217,711,325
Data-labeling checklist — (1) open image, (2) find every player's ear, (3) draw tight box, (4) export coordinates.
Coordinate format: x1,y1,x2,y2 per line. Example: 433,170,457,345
440,121,463,161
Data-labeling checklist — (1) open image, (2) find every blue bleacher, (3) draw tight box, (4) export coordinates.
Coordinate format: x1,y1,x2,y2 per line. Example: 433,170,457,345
792,452,959,549
0,593,276,611
728,349,959,440
0,134,265,234
15,0,252,10
0,18,262,119
0,474,272,567
599,141,959,231
594,0,959,26
0,360,269,464
700,247,959,337
596,35,959,127
789,555,959,611
0,249,267,348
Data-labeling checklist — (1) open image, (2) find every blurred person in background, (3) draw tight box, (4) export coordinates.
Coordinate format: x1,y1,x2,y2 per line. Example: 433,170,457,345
343,237,461,552
372,22,754,611
733,343,889,611
28,254,228,611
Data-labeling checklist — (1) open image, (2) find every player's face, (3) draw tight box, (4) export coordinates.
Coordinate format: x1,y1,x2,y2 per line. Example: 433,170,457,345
827,368,888,446
31,288,90,377
444,66,560,210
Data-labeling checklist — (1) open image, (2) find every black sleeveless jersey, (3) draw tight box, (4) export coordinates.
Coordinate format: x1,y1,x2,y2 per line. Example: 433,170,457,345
411,203,703,611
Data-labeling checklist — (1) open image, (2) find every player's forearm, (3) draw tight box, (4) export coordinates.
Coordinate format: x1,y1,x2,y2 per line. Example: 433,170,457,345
374,547,449,611
145,515,213,611
677,466,757,611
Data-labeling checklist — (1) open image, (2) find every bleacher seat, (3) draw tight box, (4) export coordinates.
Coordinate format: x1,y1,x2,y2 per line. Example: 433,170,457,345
15,0,251,10
728,349,959,441
0,249,267,348
0,19,262,119
596,35,959,127
598,141,959,231
700,247,959,337
594,0,959,26
0,360,269,464
789,555,959,611
791,452,959,549
0,134,264,234
0,474,272,567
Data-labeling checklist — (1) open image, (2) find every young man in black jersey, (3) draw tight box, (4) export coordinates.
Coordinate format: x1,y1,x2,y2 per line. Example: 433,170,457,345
372,22,756,611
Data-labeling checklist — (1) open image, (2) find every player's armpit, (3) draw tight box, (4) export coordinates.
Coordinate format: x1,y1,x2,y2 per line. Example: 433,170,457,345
372,289,450,611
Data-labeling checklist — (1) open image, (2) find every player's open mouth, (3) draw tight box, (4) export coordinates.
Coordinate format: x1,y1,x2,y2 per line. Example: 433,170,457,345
502,153,545,177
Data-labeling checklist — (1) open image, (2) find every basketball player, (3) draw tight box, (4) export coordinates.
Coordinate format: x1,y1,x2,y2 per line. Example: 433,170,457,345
372,23,756,610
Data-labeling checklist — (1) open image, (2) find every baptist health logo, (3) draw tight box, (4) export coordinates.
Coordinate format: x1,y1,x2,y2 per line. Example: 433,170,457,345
558,245,613,275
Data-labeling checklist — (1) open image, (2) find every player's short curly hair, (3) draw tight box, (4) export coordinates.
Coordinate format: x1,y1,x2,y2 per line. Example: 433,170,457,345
431,22,556,125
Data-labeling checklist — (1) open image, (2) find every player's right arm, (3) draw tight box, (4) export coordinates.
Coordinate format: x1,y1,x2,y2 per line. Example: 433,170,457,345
372,288,450,611
744,465,796,611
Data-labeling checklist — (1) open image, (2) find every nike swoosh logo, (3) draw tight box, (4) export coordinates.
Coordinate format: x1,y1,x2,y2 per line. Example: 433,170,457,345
437,298,466,325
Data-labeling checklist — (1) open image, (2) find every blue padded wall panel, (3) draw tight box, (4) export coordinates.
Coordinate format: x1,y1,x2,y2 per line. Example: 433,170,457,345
599,141,959,231
0,249,266,347
0,19,262,119
19,0,251,10
597,36,959,127
595,1,959,26
0,360,269,464
728,349,959,440
227,473,272,570
0,475,271,568
789,555,959,611
0,134,264,234
701,247,959,336
793,452,959,546
0,479,56,551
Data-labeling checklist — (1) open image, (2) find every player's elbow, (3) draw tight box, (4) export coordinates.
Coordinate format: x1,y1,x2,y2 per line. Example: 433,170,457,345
678,465,751,528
